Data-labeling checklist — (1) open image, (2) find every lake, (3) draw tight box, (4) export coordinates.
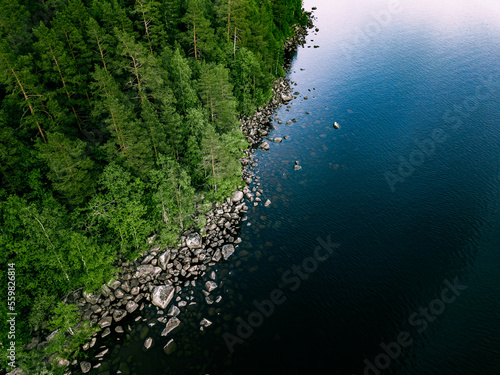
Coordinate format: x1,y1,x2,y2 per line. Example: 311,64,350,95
89,1,500,374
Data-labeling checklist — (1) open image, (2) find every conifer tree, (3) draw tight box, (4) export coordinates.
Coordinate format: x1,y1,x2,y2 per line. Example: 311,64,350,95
36,132,95,205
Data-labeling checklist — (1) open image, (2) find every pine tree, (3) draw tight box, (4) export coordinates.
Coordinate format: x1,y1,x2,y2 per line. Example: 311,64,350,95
182,0,215,60
36,132,96,205
199,124,245,199
199,62,238,133
0,40,48,143
33,23,83,130
150,155,196,244
133,0,165,53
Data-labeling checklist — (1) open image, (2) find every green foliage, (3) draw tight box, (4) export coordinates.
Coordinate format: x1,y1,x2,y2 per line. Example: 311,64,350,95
0,0,305,371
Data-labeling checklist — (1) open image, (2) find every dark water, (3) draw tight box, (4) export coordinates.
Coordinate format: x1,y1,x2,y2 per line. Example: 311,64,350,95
90,1,500,374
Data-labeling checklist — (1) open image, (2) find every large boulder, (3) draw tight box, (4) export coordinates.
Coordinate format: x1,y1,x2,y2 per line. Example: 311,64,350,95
186,233,202,249
281,93,293,102
260,141,270,150
232,191,244,202
151,285,175,310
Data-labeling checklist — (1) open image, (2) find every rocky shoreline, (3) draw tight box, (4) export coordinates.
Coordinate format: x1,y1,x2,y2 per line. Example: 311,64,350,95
13,10,315,375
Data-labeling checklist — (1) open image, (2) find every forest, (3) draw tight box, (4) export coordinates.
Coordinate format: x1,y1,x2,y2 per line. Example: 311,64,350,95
0,0,305,371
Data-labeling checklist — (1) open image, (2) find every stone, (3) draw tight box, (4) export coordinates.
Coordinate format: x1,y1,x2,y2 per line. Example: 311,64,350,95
144,337,154,350
83,291,101,305
200,318,212,328
281,94,293,102
115,326,124,333
186,233,202,249
205,281,217,292
212,249,222,262
264,199,272,207
273,137,283,143
101,327,111,338
56,357,70,367
98,316,112,329
161,317,181,336
113,309,127,322
260,141,270,150
95,348,109,358
158,250,171,270
222,244,235,260
167,305,180,317
294,165,302,171
135,264,155,278
125,301,139,314
151,285,175,310
232,191,244,202
80,361,92,374
163,339,177,355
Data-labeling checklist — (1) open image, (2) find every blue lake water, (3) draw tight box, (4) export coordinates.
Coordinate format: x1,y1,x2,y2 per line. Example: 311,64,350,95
90,1,500,374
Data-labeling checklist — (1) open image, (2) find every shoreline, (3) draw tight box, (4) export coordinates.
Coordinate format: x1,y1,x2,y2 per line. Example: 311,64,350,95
13,10,315,375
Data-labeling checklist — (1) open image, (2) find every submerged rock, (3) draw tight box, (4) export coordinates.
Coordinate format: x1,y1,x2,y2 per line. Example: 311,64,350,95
163,339,177,355
80,361,91,374
161,317,181,336
144,337,154,350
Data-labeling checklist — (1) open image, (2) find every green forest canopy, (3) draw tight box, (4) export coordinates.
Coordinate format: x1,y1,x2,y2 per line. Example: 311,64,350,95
0,0,305,371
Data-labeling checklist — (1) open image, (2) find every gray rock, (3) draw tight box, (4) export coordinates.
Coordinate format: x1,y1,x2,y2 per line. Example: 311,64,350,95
186,233,202,249
260,141,270,150
281,94,293,102
80,361,92,374
205,281,218,292
114,288,125,299
294,165,302,171
222,244,235,260
232,191,244,202
151,285,175,310
115,326,124,333
95,348,109,358
161,317,181,336
98,316,112,329
212,249,222,262
83,291,101,305
163,339,177,355
113,309,127,322
101,327,111,338
264,199,272,207
135,264,155,278
158,250,171,270
56,357,70,368
126,301,139,314
273,137,283,143
167,305,180,317
144,337,154,350
200,318,212,328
